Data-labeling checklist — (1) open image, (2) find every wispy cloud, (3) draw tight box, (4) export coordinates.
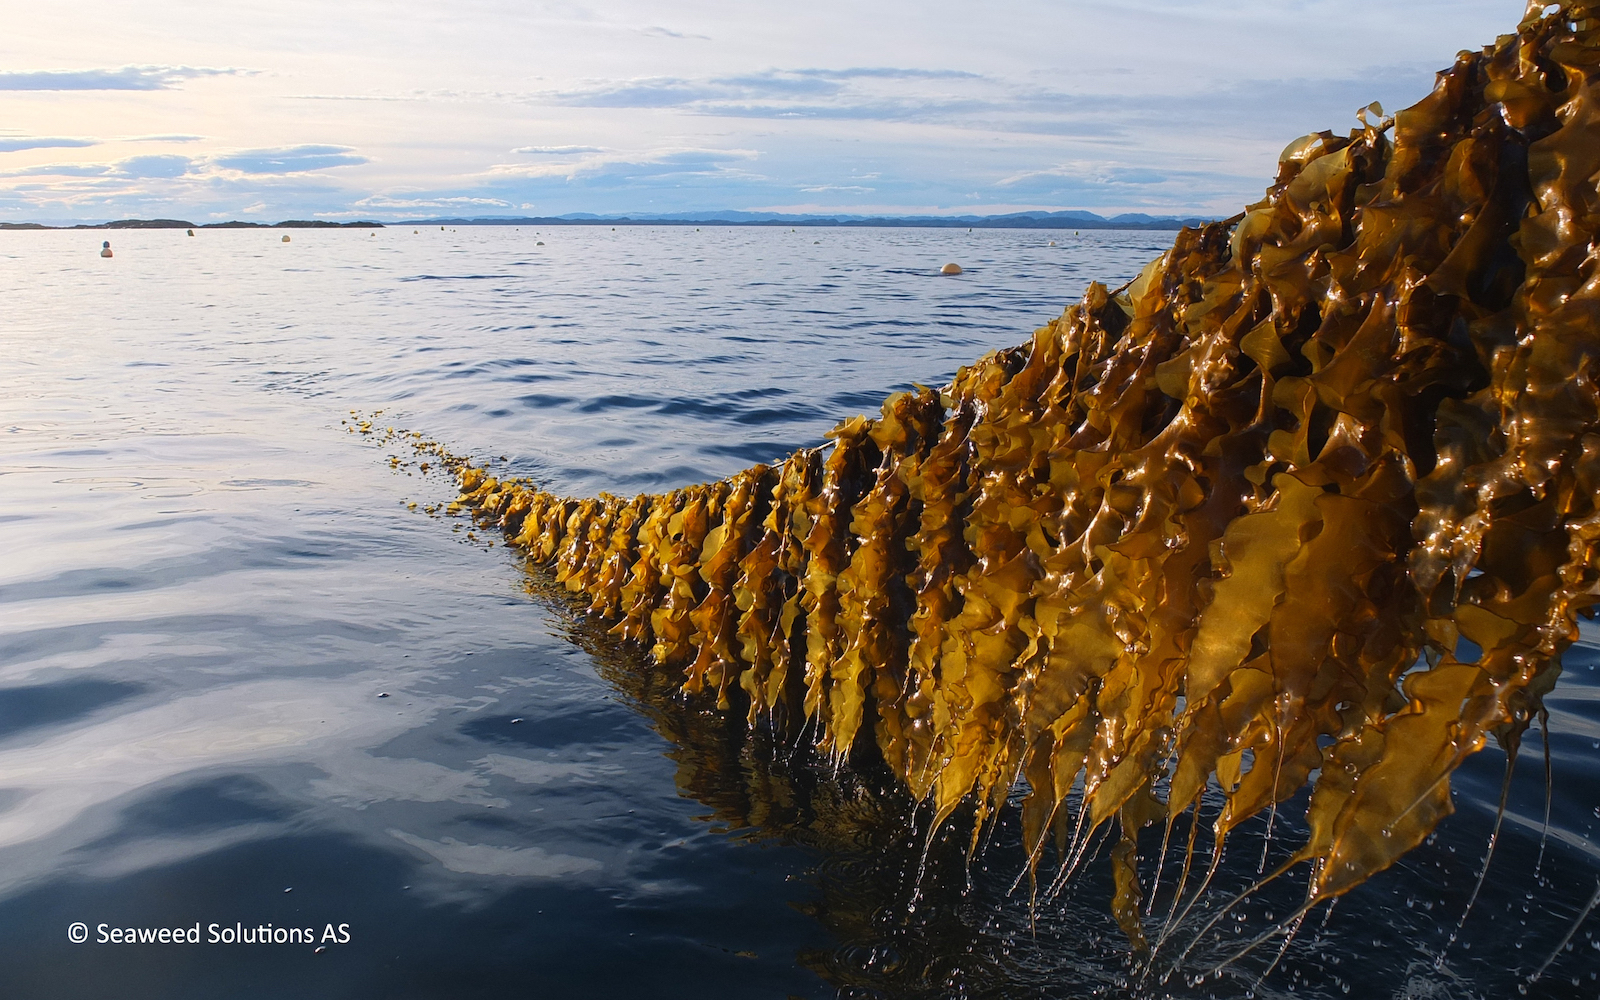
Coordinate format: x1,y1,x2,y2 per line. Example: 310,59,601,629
486,146,759,185
0,154,196,179
0,66,244,91
548,67,988,114
211,145,368,174
798,68,983,81
352,194,515,211
511,145,606,155
121,134,206,143
0,136,98,153
639,25,711,41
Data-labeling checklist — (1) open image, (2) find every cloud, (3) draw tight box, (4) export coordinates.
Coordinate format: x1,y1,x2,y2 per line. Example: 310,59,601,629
797,68,983,81
0,66,242,91
485,146,760,187
639,25,711,41
0,137,98,153
0,154,196,179
352,194,514,211
211,145,368,174
122,134,206,143
547,67,989,114
0,163,113,178
512,145,606,155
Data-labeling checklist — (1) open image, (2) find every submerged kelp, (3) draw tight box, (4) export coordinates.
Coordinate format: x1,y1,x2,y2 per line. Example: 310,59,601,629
434,1,1600,953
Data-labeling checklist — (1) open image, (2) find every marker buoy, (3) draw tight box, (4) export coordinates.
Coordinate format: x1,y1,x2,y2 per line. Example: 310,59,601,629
1048,240,1056,246
940,262,962,275
282,235,291,242
100,241,113,258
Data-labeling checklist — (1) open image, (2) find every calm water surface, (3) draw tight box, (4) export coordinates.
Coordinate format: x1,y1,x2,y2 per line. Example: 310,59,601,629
1,226,1597,999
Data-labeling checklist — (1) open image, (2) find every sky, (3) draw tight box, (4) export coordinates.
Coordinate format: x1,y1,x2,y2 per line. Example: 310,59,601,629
0,1,1527,224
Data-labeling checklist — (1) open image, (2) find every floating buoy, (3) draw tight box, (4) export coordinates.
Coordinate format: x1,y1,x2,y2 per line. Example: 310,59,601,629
282,235,291,242
940,262,962,275
414,230,419,234
537,241,545,245
187,229,194,237
1048,240,1056,246
100,240,112,258
440,226,445,231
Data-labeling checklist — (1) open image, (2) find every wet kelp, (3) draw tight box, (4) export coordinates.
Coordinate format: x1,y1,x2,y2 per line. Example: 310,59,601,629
443,2,1600,949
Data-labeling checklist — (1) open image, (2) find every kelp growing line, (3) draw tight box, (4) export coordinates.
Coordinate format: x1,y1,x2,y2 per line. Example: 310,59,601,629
392,1,1600,957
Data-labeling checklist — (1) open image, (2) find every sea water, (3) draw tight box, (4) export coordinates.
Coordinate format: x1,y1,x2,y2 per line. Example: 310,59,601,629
1,226,1596,998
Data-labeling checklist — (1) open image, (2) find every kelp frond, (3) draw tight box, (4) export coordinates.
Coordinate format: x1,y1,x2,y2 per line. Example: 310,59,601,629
434,1,1600,933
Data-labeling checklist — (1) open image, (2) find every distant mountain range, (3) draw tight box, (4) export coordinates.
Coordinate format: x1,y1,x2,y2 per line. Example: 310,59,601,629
0,210,1218,232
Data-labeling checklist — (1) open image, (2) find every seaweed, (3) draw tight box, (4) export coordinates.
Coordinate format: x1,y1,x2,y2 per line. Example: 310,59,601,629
424,0,1600,953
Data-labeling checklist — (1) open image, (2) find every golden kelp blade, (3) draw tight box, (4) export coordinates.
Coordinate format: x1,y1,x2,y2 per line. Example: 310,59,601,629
445,1,1600,930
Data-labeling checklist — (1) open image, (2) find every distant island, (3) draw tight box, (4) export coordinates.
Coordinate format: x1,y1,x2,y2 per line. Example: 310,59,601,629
0,219,386,230
0,210,1217,232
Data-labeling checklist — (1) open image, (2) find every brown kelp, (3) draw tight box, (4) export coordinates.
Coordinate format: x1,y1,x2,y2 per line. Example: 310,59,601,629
435,1,1600,947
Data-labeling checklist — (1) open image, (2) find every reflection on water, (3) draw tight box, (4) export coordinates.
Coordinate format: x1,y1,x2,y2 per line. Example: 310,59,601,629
531,568,1600,999
0,226,1595,998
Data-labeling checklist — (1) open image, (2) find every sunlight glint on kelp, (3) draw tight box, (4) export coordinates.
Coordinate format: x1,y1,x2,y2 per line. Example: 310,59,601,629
417,2,1600,942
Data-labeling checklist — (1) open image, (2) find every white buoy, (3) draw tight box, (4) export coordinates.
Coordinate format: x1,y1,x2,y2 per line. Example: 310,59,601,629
100,240,113,258
940,262,962,275
282,234,291,242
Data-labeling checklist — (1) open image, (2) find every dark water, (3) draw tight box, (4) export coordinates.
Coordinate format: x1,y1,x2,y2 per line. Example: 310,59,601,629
1,226,1596,999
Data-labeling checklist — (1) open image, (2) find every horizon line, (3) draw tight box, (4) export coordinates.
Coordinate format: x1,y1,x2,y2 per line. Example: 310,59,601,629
0,207,1227,232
